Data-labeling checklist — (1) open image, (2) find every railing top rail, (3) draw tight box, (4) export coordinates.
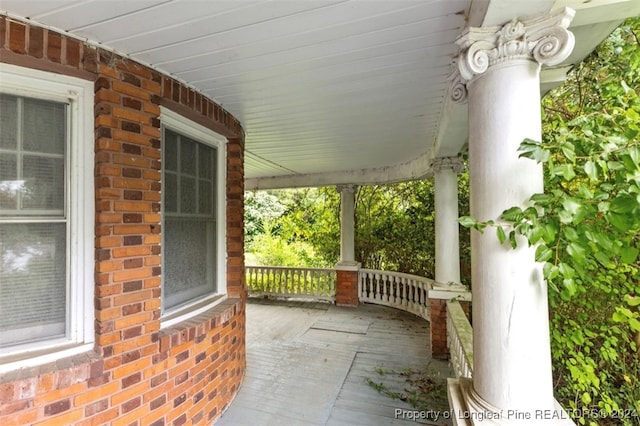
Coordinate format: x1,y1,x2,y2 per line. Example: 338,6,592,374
245,265,336,273
447,299,474,372
359,268,436,285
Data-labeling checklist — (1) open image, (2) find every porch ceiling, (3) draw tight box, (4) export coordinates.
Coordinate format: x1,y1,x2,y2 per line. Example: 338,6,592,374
2,0,639,189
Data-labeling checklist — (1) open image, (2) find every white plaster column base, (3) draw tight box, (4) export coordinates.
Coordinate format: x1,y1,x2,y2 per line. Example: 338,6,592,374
334,261,361,271
430,282,471,301
447,378,576,426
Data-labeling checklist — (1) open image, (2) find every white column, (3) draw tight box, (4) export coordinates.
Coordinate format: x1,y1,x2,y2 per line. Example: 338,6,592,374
449,8,575,422
337,184,357,264
432,157,463,285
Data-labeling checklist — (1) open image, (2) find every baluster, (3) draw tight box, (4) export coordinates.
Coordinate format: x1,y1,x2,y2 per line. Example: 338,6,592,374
272,268,277,294
286,269,291,294
292,268,297,294
302,269,307,295
384,274,390,303
403,278,409,308
373,272,381,300
305,269,310,295
292,269,297,294
317,270,321,296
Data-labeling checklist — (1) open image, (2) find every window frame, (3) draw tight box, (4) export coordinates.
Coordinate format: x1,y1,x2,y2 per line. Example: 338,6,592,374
0,63,94,372
159,107,227,328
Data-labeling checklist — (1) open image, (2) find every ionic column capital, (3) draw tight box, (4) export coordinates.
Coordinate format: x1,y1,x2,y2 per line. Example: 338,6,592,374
431,157,464,174
450,7,575,103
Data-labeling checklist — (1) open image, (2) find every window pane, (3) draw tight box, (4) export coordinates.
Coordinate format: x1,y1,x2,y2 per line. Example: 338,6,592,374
198,180,212,215
180,137,196,175
0,223,66,346
23,98,66,155
0,154,18,210
22,155,65,211
164,218,215,309
180,176,196,214
164,172,177,213
164,130,178,172
162,124,219,311
199,144,213,178
0,95,18,150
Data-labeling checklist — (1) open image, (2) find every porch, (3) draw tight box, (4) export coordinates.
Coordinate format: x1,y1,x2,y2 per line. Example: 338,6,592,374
217,298,452,425
217,266,473,425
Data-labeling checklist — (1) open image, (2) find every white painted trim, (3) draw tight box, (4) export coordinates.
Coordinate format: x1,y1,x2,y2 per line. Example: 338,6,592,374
0,63,95,368
159,107,228,327
245,151,435,190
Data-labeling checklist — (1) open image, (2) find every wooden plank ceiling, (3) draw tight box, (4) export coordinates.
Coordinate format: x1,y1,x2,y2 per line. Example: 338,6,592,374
2,0,638,189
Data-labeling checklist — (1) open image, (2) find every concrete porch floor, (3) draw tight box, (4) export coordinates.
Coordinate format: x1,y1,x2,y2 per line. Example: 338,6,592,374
216,298,452,426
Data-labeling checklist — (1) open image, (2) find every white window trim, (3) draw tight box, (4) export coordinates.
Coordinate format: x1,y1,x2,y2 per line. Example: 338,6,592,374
0,63,94,373
159,107,227,329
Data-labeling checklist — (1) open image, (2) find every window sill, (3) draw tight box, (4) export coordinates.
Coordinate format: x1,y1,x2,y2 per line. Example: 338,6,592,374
0,343,97,376
161,294,228,329
158,297,243,353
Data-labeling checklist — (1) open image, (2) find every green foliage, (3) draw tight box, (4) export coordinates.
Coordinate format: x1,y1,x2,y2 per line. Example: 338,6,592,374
248,229,324,268
365,364,448,412
245,188,338,267
244,191,286,245
460,18,640,424
245,181,472,285
355,177,471,284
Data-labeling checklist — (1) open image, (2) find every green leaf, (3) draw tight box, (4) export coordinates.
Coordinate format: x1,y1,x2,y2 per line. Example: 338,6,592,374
509,230,518,249
530,193,553,204
606,212,629,232
501,206,524,222
595,251,612,267
535,244,553,262
567,242,586,262
564,226,579,241
458,216,477,228
625,295,640,307
561,142,576,163
630,146,640,166
563,278,578,296
518,138,550,163
558,262,575,279
612,307,633,322
620,246,639,264
528,225,545,245
496,226,507,244
610,195,637,213
584,160,598,181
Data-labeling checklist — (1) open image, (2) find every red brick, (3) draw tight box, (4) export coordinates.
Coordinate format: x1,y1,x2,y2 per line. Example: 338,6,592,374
47,31,62,62
28,26,44,58
9,21,26,53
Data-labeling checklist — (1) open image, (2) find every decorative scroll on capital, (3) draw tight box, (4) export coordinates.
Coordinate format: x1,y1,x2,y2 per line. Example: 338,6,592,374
431,157,464,174
450,7,575,103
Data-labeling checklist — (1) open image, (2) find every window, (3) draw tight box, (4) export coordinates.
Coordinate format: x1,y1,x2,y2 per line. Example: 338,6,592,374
0,64,93,368
160,109,226,321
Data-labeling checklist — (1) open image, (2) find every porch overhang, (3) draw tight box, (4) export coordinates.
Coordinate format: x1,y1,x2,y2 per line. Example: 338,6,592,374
2,0,637,190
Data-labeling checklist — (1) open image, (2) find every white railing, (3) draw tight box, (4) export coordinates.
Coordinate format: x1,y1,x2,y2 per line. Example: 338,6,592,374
447,300,473,378
245,266,336,301
358,269,434,320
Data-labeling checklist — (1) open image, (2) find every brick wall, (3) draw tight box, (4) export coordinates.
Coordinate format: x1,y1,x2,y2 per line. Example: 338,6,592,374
0,16,246,425
429,298,470,359
335,269,359,307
